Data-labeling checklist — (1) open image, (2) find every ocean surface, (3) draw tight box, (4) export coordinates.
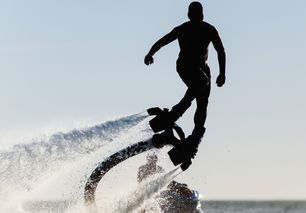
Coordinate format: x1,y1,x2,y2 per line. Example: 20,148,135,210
20,200,306,212
201,200,306,213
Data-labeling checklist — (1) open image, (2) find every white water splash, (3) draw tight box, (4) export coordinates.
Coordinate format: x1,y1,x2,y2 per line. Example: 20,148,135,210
0,113,152,212
112,168,181,213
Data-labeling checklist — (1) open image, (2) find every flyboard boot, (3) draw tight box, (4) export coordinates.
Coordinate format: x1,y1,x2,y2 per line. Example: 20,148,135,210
168,127,206,171
148,107,185,148
147,107,177,133
147,107,204,171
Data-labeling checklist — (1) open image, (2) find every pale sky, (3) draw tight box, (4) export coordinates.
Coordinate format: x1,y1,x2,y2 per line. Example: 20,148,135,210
0,0,306,199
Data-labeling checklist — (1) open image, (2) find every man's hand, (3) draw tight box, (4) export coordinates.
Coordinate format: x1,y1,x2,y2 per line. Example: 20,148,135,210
216,74,226,87
144,54,154,65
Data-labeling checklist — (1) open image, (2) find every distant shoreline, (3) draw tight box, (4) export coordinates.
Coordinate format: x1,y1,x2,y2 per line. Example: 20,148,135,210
200,200,306,212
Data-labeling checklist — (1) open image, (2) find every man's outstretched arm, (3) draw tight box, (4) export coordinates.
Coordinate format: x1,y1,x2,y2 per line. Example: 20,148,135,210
144,28,178,65
211,28,226,87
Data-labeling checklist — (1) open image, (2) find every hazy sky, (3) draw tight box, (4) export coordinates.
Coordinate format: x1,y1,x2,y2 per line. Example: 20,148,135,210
0,0,306,199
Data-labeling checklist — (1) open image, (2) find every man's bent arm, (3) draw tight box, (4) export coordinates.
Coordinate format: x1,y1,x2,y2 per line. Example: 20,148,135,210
147,28,178,56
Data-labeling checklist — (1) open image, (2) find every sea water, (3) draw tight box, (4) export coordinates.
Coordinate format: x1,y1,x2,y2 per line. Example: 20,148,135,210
201,200,306,213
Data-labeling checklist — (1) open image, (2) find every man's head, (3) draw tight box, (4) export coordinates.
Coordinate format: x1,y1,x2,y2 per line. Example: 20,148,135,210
188,1,203,22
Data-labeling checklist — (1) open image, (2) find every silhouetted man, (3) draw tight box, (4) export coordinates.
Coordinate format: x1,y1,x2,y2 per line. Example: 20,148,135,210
144,2,226,159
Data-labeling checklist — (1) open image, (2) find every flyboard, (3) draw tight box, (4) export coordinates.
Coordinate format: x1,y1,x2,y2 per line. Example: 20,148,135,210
84,107,193,206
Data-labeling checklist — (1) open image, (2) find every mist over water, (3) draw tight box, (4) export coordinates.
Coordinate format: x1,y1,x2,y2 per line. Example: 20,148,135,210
0,113,172,212
113,168,180,213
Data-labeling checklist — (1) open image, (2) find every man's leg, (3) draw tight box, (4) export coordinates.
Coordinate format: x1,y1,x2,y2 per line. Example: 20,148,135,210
168,62,211,127
177,78,210,151
168,81,210,138
169,74,210,125
194,82,211,134
168,85,210,169
169,88,195,122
